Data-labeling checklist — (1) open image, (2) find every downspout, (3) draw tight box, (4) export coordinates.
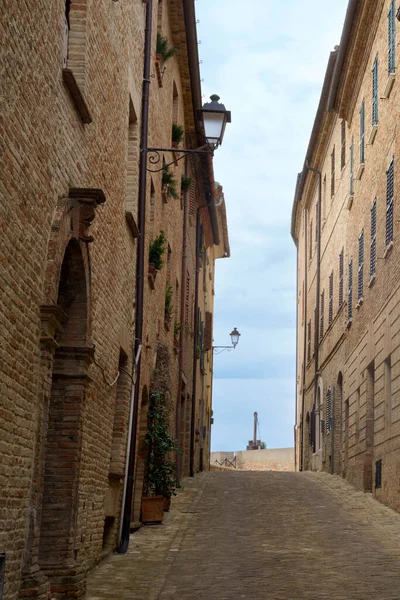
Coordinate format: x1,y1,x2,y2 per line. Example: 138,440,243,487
176,159,189,482
190,199,209,477
306,164,322,455
300,208,307,471
118,0,153,553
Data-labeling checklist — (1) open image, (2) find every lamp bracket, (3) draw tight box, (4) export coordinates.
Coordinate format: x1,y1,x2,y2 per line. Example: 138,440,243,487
144,145,214,173
213,345,235,355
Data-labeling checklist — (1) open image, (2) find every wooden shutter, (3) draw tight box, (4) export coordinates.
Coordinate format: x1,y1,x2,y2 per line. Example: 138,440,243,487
388,0,396,75
189,180,195,216
185,272,190,325
370,199,377,277
309,221,313,260
329,271,333,325
341,120,346,169
307,320,311,362
386,158,394,246
339,249,344,308
331,146,335,198
320,291,324,340
348,258,353,320
358,230,364,301
204,311,213,351
350,137,354,195
372,56,378,126
360,101,365,164
326,388,332,433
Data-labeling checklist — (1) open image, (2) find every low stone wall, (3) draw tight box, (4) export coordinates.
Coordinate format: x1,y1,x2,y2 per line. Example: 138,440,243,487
210,448,294,472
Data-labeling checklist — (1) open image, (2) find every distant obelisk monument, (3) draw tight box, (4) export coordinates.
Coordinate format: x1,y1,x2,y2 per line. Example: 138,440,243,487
247,411,262,450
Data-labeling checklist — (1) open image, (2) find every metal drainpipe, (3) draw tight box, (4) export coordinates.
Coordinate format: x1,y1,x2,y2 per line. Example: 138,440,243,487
300,208,308,471
176,159,189,482
306,163,322,455
117,0,153,554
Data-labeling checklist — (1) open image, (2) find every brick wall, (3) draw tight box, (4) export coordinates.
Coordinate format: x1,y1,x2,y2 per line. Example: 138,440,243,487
294,0,400,512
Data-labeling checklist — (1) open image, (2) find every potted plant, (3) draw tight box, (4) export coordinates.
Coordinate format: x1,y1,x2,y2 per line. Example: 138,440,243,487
161,165,179,202
148,231,167,288
142,390,181,522
164,284,173,330
171,123,184,148
155,34,175,87
181,176,192,194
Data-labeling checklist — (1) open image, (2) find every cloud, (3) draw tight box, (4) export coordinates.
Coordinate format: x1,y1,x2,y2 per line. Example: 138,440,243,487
196,0,348,450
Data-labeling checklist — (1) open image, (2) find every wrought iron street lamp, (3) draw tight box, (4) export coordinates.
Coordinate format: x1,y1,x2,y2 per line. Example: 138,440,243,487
213,327,241,355
145,95,231,172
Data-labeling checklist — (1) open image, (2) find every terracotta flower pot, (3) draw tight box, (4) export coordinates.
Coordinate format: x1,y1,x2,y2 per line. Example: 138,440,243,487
141,496,164,524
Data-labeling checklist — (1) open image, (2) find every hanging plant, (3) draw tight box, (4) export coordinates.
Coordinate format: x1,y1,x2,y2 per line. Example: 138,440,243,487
181,176,192,193
149,230,167,271
162,165,179,200
172,123,184,145
165,284,173,315
156,33,176,63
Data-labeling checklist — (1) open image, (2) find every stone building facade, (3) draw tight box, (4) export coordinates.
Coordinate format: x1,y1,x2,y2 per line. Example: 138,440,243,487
0,0,229,598
292,0,400,511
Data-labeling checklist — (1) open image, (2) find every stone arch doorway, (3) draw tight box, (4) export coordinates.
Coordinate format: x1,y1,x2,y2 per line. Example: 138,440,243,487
38,239,92,566
20,189,105,600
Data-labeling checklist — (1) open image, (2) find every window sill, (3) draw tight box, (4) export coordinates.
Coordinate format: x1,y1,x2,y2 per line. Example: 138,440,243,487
368,124,378,145
384,240,394,258
356,163,365,180
346,193,354,210
346,318,352,330
356,297,364,310
383,71,396,99
62,68,92,124
125,211,139,239
368,273,376,288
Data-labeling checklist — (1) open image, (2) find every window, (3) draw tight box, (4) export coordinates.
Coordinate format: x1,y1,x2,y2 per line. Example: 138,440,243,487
385,356,392,427
348,258,353,320
326,388,332,433
329,271,334,325
358,230,364,301
350,137,354,195
375,459,382,489
322,175,327,222
320,291,324,340
309,221,313,260
339,249,344,308
360,100,365,164
386,158,394,246
388,0,396,75
370,199,377,277
372,56,379,126
331,146,335,198
172,81,179,124
341,120,346,169
307,320,311,362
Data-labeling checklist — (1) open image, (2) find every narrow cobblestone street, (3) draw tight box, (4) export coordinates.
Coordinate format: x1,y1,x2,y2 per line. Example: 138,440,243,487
86,471,400,599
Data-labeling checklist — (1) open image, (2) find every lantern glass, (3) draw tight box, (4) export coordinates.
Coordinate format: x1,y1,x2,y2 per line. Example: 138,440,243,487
230,328,241,348
203,111,226,147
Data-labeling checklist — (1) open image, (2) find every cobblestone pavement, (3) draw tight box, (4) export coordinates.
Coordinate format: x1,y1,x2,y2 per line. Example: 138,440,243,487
86,471,400,599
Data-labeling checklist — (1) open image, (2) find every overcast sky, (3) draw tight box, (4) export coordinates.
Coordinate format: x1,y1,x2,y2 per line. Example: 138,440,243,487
195,0,349,451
